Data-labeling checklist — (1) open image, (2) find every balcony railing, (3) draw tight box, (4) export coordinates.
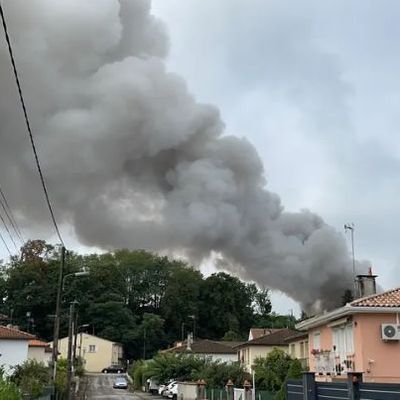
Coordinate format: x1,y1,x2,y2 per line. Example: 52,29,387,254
313,351,354,375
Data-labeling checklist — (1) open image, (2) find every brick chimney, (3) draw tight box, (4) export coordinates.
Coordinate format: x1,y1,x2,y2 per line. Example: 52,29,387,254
355,267,377,298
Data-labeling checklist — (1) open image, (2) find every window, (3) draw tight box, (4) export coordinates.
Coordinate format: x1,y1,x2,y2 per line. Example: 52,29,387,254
300,341,305,358
332,323,354,358
290,344,296,357
88,345,97,353
313,332,321,350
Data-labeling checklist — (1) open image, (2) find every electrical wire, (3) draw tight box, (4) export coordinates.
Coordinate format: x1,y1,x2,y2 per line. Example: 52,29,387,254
0,231,12,257
0,183,24,244
0,209,18,251
0,2,65,247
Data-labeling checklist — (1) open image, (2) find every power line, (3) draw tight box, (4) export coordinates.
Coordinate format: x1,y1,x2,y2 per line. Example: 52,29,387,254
0,183,24,244
0,231,12,257
0,3,65,247
0,209,18,252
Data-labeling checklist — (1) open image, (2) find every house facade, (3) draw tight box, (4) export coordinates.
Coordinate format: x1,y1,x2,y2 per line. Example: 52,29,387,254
162,339,242,363
297,283,400,383
285,331,309,369
236,328,297,372
0,325,34,375
54,333,123,373
28,339,52,365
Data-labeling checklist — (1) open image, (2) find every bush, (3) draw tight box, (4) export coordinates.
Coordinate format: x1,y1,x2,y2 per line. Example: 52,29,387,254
0,378,20,400
10,359,50,399
253,348,302,395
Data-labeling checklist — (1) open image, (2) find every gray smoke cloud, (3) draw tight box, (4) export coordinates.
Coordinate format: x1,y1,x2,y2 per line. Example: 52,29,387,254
0,0,359,310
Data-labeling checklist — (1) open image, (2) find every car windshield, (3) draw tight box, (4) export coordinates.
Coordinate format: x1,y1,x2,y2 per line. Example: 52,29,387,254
115,378,127,382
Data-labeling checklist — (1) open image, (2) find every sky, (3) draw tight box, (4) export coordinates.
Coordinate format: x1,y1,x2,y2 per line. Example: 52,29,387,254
148,0,400,310
1,0,400,315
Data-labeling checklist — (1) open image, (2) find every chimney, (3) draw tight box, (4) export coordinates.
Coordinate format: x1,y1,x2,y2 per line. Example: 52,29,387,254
355,267,377,298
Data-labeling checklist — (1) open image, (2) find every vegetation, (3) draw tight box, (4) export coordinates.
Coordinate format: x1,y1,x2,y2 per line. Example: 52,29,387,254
0,377,20,400
10,359,50,399
253,348,302,399
130,353,250,388
0,240,297,360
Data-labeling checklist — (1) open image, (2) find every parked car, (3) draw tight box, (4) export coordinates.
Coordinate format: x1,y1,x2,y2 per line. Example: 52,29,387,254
158,384,167,395
102,365,126,373
163,381,178,399
113,376,128,389
147,378,160,394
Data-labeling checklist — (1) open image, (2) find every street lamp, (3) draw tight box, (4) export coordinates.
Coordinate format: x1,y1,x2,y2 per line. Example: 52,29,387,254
51,262,89,398
62,271,90,291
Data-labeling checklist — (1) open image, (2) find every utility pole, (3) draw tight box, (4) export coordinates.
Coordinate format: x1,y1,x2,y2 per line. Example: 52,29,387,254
143,326,146,360
344,223,357,296
66,301,77,400
51,246,65,390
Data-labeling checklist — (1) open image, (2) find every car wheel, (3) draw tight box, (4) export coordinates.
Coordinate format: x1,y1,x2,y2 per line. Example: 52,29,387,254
117,370,121,373
103,370,108,374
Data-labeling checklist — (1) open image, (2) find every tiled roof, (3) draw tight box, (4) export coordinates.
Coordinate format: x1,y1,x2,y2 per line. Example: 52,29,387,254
29,339,50,348
249,328,281,339
351,287,400,307
236,328,298,348
0,326,35,340
284,331,308,342
164,339,240,354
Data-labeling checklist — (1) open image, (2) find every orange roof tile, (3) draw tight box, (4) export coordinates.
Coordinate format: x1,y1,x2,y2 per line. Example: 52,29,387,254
351,287,400,307
29,339,50,347
0,326,35,340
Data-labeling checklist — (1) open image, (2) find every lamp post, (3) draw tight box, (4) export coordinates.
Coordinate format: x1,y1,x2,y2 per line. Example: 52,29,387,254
52,266,89,399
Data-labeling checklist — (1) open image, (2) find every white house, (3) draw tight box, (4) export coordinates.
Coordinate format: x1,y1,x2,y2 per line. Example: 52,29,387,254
28,339,52,365
0,325,34,375
162,339,243,363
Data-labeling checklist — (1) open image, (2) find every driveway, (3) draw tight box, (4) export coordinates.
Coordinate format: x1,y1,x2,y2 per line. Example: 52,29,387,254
87,373,137,399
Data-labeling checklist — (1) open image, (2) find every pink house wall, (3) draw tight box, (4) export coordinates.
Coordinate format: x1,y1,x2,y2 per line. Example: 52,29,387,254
308,325,332,371
355,313,400,383
308,312,400,383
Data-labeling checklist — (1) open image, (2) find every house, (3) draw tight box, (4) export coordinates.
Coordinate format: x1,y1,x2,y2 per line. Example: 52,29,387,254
53,333,123,373
28,339,52,365
296,270,400,383
0,325,34,375
235,328,298,372
162,339,243,363
284,331,309,369
248,328,281,341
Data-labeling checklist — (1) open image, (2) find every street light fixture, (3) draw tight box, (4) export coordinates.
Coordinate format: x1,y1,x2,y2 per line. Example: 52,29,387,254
62,271,90,291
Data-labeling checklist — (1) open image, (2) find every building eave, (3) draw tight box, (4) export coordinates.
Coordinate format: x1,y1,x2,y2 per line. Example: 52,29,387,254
296,305,400,330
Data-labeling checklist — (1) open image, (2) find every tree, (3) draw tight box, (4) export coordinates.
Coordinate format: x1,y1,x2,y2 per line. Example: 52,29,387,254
198,273,256,339
222,330,243,341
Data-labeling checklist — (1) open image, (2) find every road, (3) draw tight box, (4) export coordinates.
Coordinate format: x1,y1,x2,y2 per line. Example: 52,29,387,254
87,373,137,399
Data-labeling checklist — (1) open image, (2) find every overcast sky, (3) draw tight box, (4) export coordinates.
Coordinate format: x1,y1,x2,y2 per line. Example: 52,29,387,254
149,0,400,311
1,0,400,315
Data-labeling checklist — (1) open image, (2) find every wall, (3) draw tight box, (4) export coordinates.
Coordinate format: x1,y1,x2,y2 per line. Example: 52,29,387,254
355,313,400,383
28,346,52,365
0,339,28,375
57,334,116,373
177,382,198,400
308,325,332,372
288,337,309,368
240,345,288,372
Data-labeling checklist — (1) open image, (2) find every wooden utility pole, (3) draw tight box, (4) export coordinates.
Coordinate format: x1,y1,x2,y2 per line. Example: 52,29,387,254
51,246,65,392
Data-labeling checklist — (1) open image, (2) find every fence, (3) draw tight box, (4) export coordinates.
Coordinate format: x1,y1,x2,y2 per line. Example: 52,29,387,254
286,372,400,400
206,388,275,400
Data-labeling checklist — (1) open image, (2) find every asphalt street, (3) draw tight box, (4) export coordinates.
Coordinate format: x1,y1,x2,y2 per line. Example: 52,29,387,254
87,373,137,400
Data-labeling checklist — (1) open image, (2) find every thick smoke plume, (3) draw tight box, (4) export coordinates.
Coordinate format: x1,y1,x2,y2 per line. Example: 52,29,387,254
0,0,357,310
